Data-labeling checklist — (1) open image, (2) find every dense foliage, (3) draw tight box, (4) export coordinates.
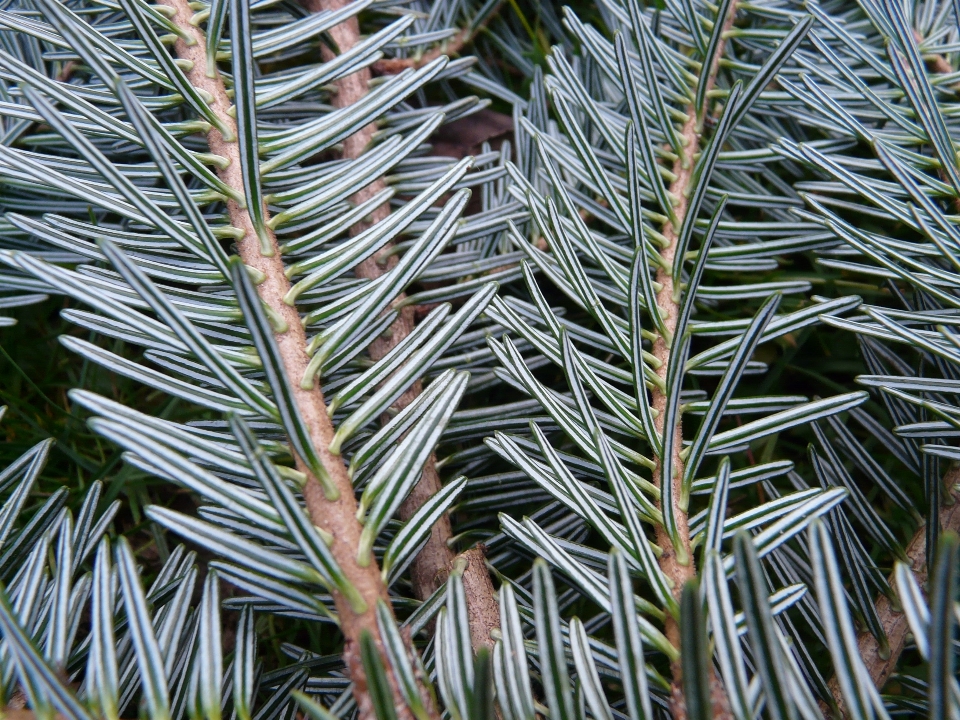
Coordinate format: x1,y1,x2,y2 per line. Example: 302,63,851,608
0,0,958,718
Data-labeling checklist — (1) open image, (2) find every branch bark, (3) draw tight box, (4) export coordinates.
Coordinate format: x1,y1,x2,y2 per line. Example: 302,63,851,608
915,29,958,79
373,28,471,75
825,470,960,717
650,8,738,720
298,0,500,647
160,2,432,717
371,5,501,76
819,35,960,719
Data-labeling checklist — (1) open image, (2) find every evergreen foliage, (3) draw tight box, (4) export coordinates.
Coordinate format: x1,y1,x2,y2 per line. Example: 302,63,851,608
0,0,957,718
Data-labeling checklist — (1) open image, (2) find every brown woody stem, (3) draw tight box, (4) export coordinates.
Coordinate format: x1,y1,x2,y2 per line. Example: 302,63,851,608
650,7,738,720
373,29,471,75
371,4,502,75
915,29,958,80
821,32,960,718
298,0,500,647
160,2,432,717
825,470,960,717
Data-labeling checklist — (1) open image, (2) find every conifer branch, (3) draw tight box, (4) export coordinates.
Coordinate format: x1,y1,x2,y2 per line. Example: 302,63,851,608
372,5,503,75
298,0,500,648
158,1,431,716
825,471,960,717
373,31,470,74
7,0,960,717
651,6,738,718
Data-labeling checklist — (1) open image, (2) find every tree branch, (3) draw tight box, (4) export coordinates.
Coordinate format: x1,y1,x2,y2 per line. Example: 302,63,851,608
650,7,738,720
821,34,960,718
371,3,503,75
298,0,501,648
159,2,431,717
56,60,77,83
915,29,958,80
825,469,960,717
373,29,470,75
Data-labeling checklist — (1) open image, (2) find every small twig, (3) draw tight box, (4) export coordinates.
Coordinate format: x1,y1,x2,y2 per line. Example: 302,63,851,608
649,6,739,719
56,60,77,83
915,29,957,78
456,545,499,650
820,33,960,719
372,3,503,75
161,2,425,717
298,0,501,647
372,29,469,74
924,51,955,76
824,470,960,717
